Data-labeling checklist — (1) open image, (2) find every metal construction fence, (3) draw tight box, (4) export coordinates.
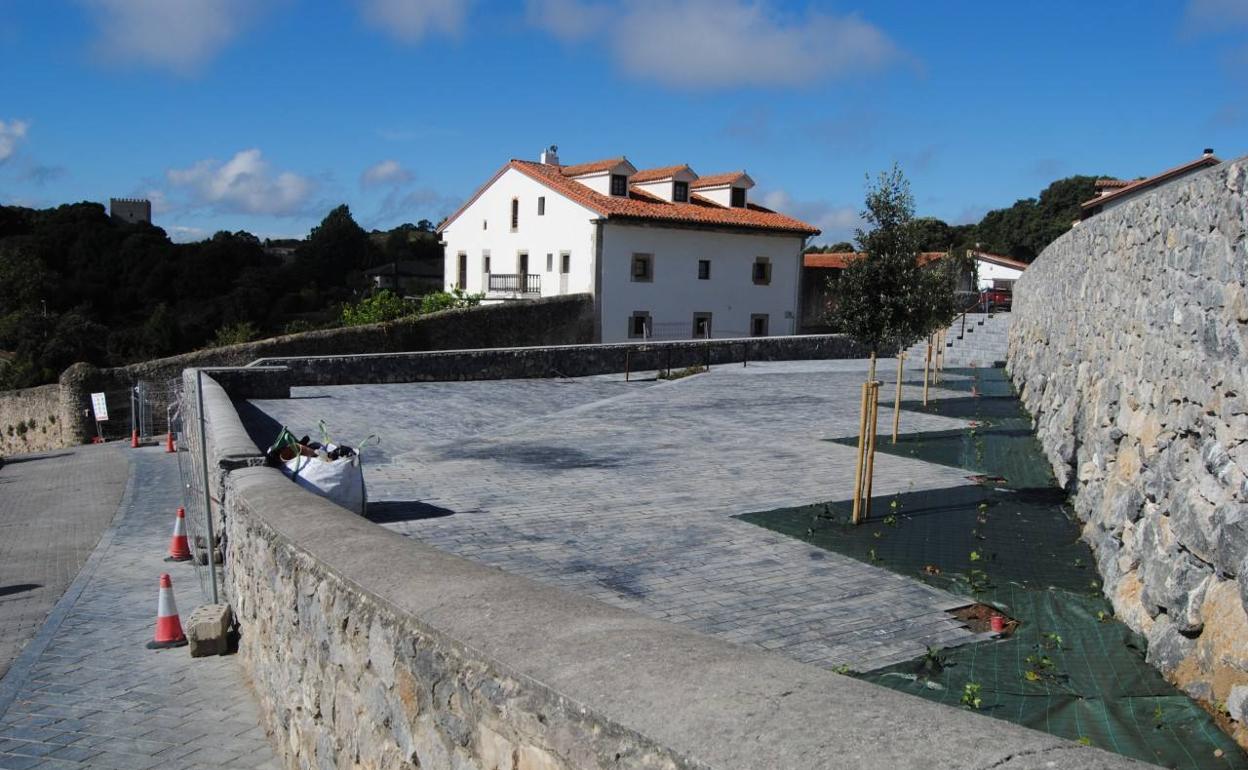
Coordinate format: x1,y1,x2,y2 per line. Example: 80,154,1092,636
79,380,178,444
170,373,225,606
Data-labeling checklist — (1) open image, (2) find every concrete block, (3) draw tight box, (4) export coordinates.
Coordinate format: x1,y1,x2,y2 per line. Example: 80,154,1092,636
186,603,233,658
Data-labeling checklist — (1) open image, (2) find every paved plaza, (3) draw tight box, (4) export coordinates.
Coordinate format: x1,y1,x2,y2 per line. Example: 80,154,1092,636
0,447,276,770
0,447,127,681
245,359,992,672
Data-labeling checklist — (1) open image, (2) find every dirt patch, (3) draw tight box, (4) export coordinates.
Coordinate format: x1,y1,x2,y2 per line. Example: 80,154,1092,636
949,602,1019,636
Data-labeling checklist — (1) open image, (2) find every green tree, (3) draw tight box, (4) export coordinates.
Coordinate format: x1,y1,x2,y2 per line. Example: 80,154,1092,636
832,165,960,356
295,204,381,286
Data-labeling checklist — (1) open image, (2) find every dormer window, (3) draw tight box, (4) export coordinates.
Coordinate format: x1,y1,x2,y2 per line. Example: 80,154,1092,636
673,181,689,203
610,174,628,196
731,187,747,208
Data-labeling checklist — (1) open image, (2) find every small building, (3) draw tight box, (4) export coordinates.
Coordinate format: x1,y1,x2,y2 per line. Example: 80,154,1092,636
798,249,1028,331
438,146,819,342
109,198,152,225
1081,149,1220,219
364,260,443,296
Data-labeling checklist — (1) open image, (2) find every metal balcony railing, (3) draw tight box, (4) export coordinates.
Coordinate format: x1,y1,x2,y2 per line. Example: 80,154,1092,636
487,273,541,294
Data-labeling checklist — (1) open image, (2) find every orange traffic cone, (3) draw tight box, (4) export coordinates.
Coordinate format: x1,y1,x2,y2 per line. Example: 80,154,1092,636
165,431,175,453
146,574,187,649
165,507,192,562
131,428,140,448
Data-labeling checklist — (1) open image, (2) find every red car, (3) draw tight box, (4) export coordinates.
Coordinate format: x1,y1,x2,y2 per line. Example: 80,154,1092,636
981,287,1012,312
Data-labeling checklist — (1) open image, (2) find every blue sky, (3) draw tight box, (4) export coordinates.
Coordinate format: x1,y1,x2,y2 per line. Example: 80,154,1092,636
1,0,1245,244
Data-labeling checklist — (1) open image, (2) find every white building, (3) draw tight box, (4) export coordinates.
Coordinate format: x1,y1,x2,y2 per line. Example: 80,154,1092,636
437,147,819,342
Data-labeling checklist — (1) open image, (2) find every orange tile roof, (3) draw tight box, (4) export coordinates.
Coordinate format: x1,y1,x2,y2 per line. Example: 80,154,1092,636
1081,153,1221,211
1094,178,1131,189
690,171,747,189
630,164,693,183
438,160,819,236
970,251,1029,271
558,157,628,177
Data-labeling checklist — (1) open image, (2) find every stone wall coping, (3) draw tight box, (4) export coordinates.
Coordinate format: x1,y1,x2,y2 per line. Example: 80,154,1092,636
248,333,851,366
194,372,268,468
226,460,1148,769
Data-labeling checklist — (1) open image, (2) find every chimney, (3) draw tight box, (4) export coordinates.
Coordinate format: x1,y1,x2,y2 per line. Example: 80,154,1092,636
540,145,560,166
1203,147,1214,158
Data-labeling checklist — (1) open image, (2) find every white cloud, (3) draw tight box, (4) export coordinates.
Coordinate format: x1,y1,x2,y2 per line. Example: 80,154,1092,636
169,225,209,243
80,0,274,73
361,159,415,188
358,0,469,43
0,119,29,163
525,0,610,42
166,148,314,216
1183,0,1248,33
762,189,861,241
527,0,902,88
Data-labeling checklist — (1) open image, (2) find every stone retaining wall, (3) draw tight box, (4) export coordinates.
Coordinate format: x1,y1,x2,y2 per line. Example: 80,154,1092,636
0,383,63,456
0,295,594,454
250,334,867,387
1008,156,1248,740
190,373,1140,769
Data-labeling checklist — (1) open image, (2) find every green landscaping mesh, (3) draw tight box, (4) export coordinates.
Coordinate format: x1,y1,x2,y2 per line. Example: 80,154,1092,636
738,367,1246,769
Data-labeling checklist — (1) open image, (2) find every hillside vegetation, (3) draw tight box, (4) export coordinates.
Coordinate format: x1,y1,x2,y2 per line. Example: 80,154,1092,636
0,203,443,389
806,175,1104,261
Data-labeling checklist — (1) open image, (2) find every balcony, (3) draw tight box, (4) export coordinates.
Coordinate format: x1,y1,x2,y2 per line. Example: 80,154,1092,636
487,273,541,296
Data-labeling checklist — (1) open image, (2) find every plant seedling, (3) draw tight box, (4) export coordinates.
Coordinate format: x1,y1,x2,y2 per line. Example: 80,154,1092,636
1077,736,1092,747
961,682,983,710
883,514,898,526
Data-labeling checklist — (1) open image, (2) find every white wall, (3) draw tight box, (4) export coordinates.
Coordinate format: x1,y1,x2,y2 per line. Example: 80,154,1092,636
598,223,804,342
441,166,599,298
976,259,1023,290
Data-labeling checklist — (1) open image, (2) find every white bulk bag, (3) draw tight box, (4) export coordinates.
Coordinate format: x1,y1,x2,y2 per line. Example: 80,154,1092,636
284,452,367,515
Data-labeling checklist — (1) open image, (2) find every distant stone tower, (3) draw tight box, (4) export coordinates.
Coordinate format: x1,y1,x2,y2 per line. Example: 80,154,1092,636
110,198,152,225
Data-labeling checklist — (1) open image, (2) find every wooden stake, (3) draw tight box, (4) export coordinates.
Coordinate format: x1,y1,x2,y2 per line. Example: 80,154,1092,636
922,337,932,406
851,381,870,525
863,381,880,520
892,352,904,444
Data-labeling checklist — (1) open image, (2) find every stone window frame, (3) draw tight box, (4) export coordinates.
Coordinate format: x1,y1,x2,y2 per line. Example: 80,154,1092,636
628,311,651,340
482,250,491,275
752,257,772,286
560,252,571,275
631,253,654,283
510,197,520,232
692,312,712,339
750,313,769,337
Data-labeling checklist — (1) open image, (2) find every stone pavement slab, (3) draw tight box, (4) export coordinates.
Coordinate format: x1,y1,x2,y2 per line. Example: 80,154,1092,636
0,446,128,680
0,446,277,770
246,359,990,672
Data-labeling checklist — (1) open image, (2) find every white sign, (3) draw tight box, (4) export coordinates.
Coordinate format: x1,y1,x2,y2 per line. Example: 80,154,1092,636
91,392,109,422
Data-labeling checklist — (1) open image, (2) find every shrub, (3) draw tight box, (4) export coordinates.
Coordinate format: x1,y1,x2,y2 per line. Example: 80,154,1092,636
210,321,259,347
340,290,417,326
419,287,484,315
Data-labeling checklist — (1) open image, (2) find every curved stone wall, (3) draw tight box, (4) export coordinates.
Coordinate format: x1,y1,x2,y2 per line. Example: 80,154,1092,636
1008,157,1248,739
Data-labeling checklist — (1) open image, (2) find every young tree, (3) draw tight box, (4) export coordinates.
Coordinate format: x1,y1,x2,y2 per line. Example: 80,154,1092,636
832,165,961,358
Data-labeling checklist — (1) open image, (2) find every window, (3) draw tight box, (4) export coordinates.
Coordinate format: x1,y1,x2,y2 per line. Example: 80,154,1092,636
483,250,491,274
560,252,571,274
510,197,519,231
518,252,529,275
456,252,467,290
752,257,772,285
631,253,653,282
610,174,628,196
731,187,747,208
673,181,689,203
697,259,710,280
483,219,488,230
546,253,553,272
751,314,769,337
538,196,546,215
692,312,712,339
628,311,651,340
